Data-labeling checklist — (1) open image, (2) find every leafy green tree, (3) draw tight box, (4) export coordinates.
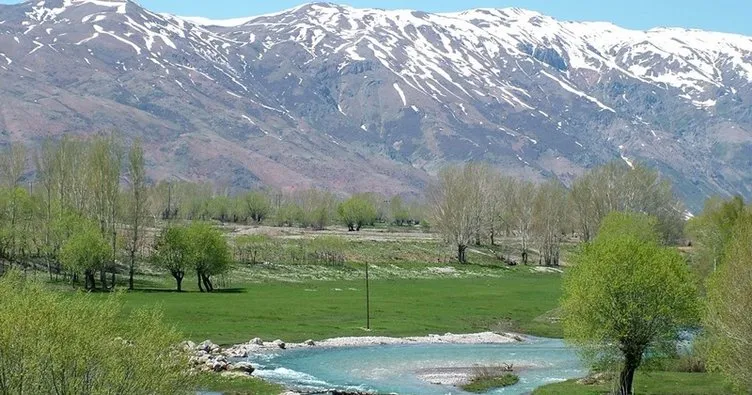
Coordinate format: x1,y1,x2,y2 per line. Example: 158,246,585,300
302,189,337,230
0,271,192,394
152,226,190,291
186,223,231,292
0,187,40,270
59,220,110,290
338,195,378,231
276,201,302,227
244,191,272,224
208,195,232,223
562,212,699,395
389,196,411,225
704,212,752,391
152,223,230,292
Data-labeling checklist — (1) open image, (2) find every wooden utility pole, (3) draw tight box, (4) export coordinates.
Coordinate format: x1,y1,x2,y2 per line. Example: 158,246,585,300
365,262,371,330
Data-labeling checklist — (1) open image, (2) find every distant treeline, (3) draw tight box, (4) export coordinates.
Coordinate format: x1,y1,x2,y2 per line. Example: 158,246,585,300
0,135,425,291
428,161,686,265
0,135,688,289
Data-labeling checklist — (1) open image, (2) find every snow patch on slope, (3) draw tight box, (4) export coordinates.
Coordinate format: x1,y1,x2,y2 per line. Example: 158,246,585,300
179,15,257,27
393,83,407,106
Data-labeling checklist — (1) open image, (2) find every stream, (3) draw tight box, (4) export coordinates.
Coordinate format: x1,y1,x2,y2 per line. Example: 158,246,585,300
247,337,585,394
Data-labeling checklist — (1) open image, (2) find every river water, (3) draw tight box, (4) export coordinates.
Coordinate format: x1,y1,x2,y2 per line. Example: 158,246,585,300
247,337,585,394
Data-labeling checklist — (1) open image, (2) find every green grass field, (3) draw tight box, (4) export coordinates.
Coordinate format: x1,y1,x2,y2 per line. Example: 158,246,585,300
533,372,733,394
196,373,283,395
72,233,726,395
113,269,563,344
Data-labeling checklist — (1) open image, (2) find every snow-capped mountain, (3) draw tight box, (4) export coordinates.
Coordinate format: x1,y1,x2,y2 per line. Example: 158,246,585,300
1,0,751,209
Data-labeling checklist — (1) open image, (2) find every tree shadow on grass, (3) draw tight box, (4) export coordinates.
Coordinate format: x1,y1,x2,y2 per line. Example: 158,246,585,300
132,288,247,294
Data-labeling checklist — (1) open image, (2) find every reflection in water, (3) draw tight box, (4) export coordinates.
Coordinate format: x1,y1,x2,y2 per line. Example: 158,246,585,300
248,337,585,394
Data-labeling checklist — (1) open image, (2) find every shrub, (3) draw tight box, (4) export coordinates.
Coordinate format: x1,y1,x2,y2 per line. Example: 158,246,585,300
461,365,519,393
0,271,192,394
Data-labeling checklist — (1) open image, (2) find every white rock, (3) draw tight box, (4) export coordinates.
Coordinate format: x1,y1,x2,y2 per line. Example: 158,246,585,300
198,340,216,352
304,339,315,346
273,339,286,349
182,340,196,351
249,337,264,345
210,360,227,372
229,361,255,374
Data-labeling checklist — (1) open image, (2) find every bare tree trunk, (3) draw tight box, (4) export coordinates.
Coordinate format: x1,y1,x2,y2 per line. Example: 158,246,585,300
197,270,204,293
85,270,96,291
457,244,467,264
99,268,108,290
618,348,642,395
618,363,637,395
129,252,135,291
201,274,214,292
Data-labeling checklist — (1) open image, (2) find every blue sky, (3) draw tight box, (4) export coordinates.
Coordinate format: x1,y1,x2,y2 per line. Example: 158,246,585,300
2,0,751,35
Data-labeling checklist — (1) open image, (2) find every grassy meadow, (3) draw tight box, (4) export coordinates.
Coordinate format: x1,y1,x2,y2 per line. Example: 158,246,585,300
47,227,730,394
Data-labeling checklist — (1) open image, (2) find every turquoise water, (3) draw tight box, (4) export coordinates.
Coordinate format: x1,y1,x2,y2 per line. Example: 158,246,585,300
248,338,585,394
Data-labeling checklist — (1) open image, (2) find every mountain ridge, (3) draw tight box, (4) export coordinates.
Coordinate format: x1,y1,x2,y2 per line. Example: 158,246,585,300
0,0,751,210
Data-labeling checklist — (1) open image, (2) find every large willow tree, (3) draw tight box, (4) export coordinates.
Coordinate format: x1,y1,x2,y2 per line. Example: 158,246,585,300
562,212,699,395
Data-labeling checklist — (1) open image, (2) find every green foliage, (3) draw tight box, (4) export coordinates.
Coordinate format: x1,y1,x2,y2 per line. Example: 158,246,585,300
562,212,699,393
0,271,191,394
152,223,231,292
187,222,232,288
388,195,426,226
187,224,232,273
338,194,378,231
295,189,337,230
208,195,234,223
59,219,110,289
0,187,40,263
462,373,519,393
595,211,661,243
244,191,272,224
234,234,275,265
704,212,752,392
686,195,747,284
153,226,192,291
240,236,346,267
274,202,301,226
195,372,282,395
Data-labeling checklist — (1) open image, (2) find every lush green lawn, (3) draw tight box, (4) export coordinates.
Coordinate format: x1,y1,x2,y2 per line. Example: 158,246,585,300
533,372,733,395
196,372,283,395
113,269,563,345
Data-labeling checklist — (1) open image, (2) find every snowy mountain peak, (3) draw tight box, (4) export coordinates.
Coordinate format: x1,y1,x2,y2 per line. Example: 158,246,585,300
0,2,751,209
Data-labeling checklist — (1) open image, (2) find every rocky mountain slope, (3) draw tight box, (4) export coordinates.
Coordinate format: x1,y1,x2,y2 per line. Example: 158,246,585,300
1,0,751,209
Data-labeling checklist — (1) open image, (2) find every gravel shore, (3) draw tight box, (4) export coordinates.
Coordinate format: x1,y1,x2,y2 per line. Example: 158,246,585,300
218,331,525,356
